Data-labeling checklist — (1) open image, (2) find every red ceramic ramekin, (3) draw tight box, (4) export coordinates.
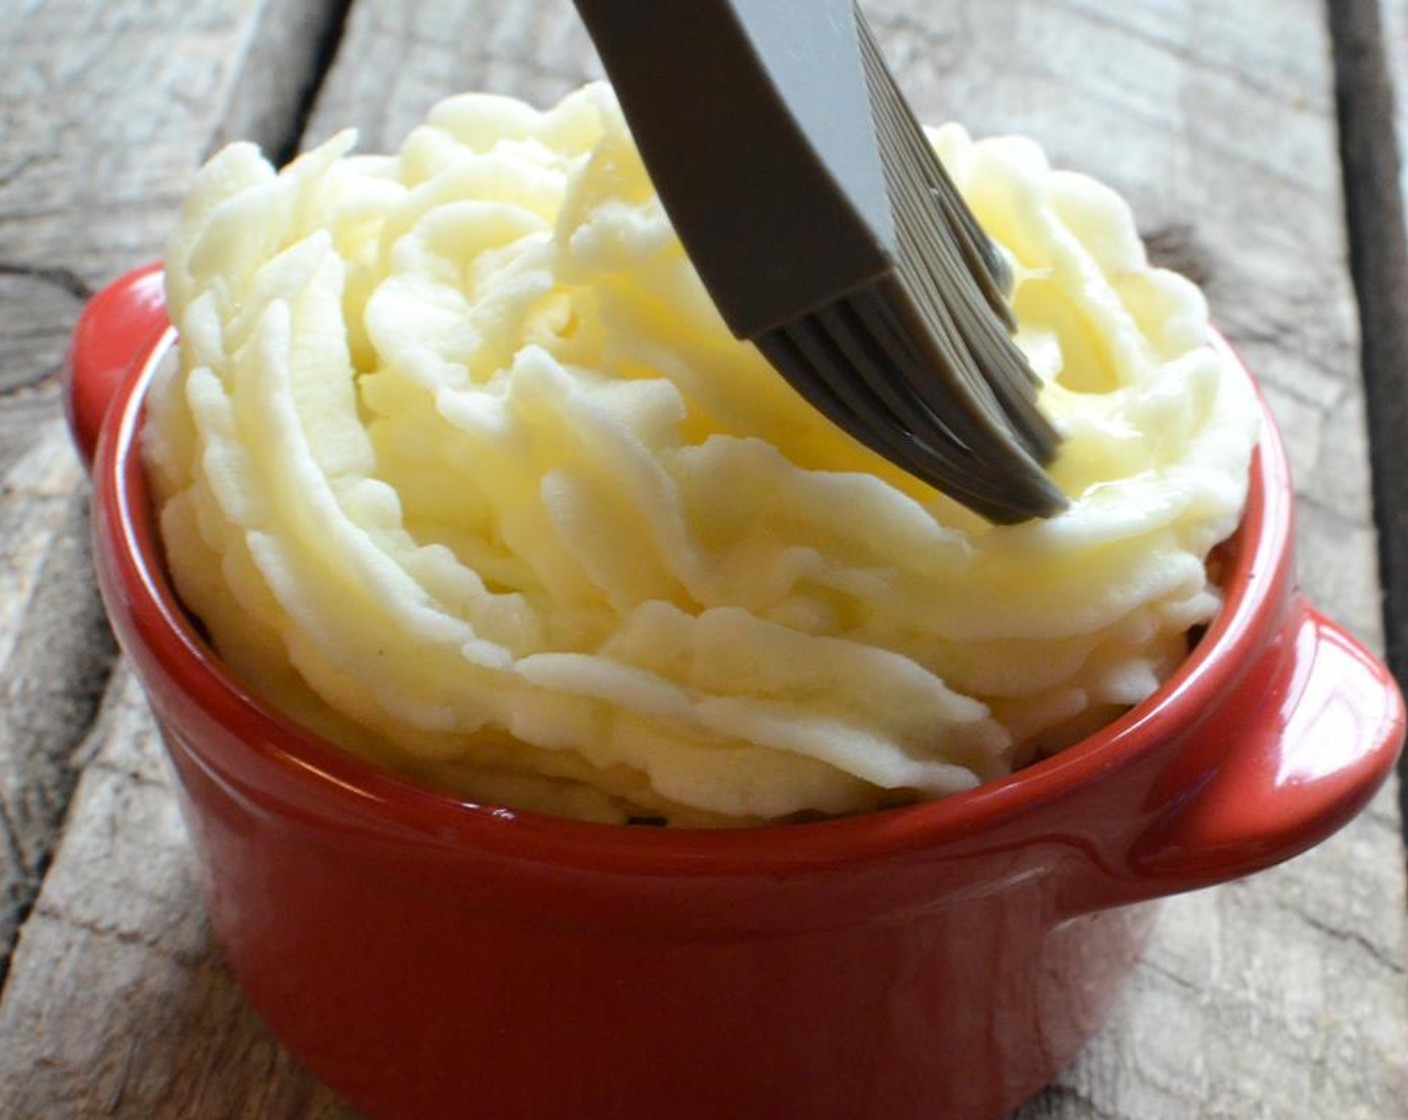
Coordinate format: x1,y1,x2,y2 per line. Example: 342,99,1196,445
66,264,1405,1120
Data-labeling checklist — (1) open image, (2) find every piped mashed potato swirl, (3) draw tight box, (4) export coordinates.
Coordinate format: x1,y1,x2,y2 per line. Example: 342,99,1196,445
145,83,1258,826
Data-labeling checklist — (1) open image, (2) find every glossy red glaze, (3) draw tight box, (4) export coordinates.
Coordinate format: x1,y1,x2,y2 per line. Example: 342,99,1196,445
63,261,166,471
68,267,1405,1120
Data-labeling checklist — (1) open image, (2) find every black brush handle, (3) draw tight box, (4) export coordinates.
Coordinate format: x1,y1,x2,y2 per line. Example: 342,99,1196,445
572,0,894,337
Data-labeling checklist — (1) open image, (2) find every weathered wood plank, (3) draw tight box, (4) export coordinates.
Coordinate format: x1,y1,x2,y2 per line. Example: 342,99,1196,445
0,438,115,981
0,405,116,985
1343,0,1408,828
0,670,355,1120
209,0,354,162
0,0,362,1105
0,271,89,395
299,0,599,150
0,0,353,983
0,0,346,319
0,1,1402,1118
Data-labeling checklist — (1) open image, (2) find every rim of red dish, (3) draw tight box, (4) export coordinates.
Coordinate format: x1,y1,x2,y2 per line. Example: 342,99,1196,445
96,327,1291,872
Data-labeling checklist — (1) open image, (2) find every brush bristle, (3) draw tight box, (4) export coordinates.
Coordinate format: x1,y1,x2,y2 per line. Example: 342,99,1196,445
849,5,1067,518
758,10,1066,523
577,0,1067,521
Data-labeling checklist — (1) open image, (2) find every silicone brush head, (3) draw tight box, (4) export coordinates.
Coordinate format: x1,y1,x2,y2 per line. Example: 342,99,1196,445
572,0,1067,523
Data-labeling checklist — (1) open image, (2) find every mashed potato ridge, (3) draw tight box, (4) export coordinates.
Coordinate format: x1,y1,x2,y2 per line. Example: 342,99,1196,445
145,83,1258,826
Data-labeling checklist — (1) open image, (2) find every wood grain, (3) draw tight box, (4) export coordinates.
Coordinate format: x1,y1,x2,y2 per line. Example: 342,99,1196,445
0,1,1403,1118
0,0,353,1043
0,669,355,1120
0,447,115,979
1344,0,1408,829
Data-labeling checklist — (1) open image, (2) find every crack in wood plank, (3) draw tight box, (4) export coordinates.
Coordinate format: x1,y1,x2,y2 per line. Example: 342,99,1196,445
1142,222,1217,287
1131,954,1203,994
104,1036,137,1117
0,152,43,190
1272,896,1408,976
1013,1081,1125,1120
0,806,26,923
27,902,220,975
207,0,354,166
0,488,119,991
86,758,177,794
0,274,88,395
1327,0,1408,844
277,1,356,165
0,261,92,302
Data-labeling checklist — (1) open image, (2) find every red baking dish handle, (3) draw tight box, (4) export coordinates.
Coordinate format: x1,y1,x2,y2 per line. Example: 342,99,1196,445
1083,598,1405,911
62,262,169,473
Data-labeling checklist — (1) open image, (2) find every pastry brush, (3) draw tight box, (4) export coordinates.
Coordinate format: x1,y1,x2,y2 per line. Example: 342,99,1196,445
571,0,1067,523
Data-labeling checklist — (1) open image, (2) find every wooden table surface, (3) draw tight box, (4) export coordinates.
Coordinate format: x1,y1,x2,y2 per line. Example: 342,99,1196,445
3,1,1407,1117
